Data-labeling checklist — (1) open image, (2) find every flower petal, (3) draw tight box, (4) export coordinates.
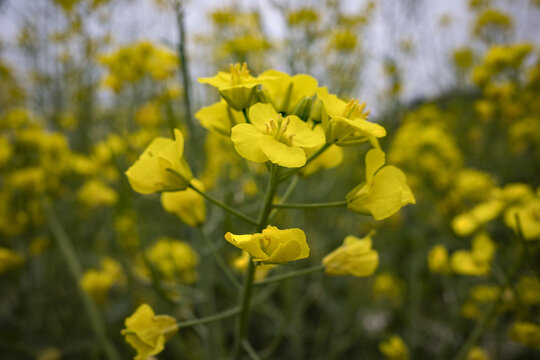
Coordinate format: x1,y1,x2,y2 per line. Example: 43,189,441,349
248,102,279,132
230,124,268,162
287,115,325,148
259,136,306,168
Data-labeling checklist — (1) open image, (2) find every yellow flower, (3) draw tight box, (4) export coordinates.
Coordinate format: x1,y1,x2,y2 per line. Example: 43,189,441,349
198,63,262,111
316,87,386,145
121,304,178,360
195,99,244,136
0,247,25,274
467,347,491,360
427,244,451,275
516,276,540,305
224,226,309,265
509,321,540,349
450,232,496,276
504,198,540,240
230,103,325,168
161,179,206,227
259,70,318,114
125,129,192,194
300,141,343,177
80,257,124,303
146,237,199,284
77,179,118,208
347,149,415,220
452,199,504,237
379,335,409,360
322,233,379,277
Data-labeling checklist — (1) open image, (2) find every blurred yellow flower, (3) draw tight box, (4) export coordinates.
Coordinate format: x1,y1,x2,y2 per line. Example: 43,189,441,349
121,304,178,360
427,244,451,275
230,103,325,168
323,233,379,277
135,102,162,127
508,321,540,349
161,179,206,227
316,87,386,145
467,347,491,360
125,129,192,194
379,335,409,360
450,232,496,276
516,276,540,305
80,257,124,303
0,247,25,274
225,226,309,265
195,99,244,136
347,149,415,220
146,237,199,284
300,141,343,177
199,63,263,111
77,179,118,208
504,198,540,240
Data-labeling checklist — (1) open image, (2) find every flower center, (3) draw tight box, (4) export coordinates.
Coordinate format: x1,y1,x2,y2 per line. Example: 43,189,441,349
264,114,295,145
342,99,370,119
229,62,251,85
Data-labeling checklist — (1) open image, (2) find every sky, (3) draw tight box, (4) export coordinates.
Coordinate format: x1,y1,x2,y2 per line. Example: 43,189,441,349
1,0,539,115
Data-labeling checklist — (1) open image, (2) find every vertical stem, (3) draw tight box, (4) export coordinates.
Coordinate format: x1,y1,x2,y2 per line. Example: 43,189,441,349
233,164,279,359
45,207,121,360
175,3,195,136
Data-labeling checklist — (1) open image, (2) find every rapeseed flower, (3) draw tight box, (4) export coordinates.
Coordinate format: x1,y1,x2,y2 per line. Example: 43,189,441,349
195,99,244,136
259,70,318,114
225,226,309,265
379,335,409,360
198,62,262,111
121,304,178,360
230,103,325,167
161,179,206,227
125,129,192,194
347,149,415,220
322,233,379,277
316,87,386,145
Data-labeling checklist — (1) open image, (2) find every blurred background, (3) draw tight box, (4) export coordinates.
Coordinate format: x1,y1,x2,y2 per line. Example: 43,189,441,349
1,0,540,359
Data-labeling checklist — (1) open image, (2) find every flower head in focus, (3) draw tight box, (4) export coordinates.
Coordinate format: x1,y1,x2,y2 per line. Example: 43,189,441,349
347,148,415,220
225,226,309,265
121,304,178,360
231,103,325,167
317,87,386,146
198,62,264,111
323,232,379,277
125,129,192,194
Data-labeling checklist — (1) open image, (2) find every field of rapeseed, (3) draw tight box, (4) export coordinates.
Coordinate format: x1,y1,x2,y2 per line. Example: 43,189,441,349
0,0,539,359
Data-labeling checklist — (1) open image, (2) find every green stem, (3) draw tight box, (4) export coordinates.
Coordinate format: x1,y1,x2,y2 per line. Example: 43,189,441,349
278,143,331,181
198,226,241,289
233,164,279,359
175,3,195,135
176,307,241,330
255,265,324,286
453,215,526,360
269,175,298,222
45,206,121,360
272,200,347,209
242,108,251,124
242,340,262,360
188,183,258,226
